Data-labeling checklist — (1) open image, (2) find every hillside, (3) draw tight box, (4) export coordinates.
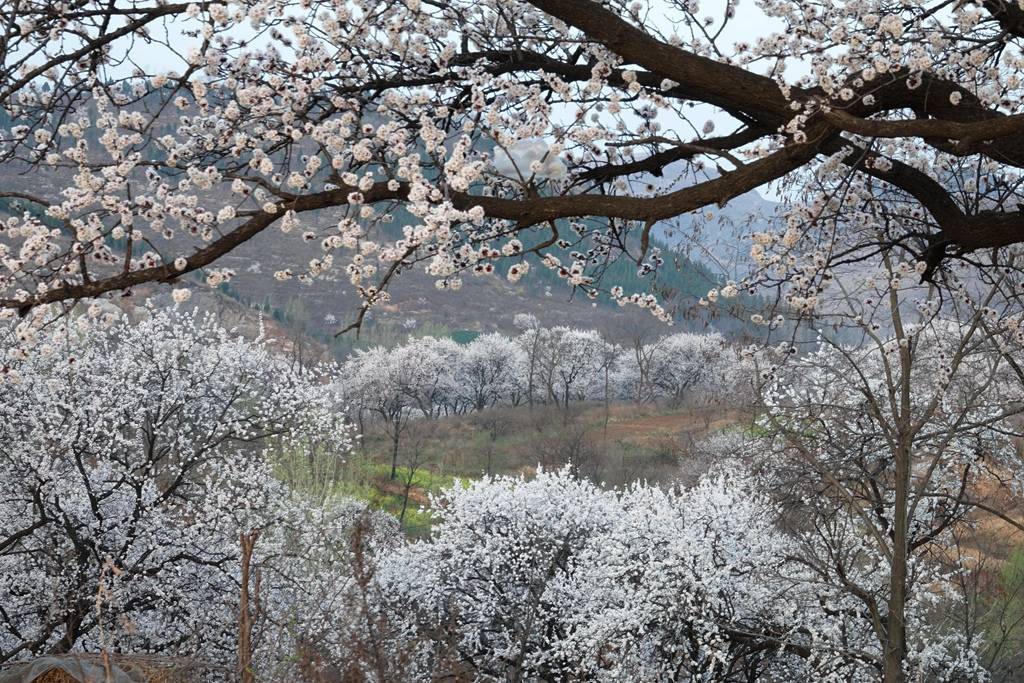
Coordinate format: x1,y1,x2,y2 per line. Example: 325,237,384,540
0,168,772,356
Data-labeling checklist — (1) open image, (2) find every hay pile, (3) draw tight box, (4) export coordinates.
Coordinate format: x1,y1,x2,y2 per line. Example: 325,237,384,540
0,654,209,683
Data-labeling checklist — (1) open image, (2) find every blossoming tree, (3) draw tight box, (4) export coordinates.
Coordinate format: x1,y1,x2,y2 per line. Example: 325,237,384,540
378,466,987,681
0,306,389,673
2,0,1023,330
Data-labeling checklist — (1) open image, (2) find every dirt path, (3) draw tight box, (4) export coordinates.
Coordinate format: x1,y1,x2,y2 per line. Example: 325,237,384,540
602,408,741,444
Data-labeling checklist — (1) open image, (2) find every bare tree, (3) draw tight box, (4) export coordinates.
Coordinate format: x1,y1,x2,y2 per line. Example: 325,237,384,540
470,409,516,477
753,257,1024,682
396,420,438,530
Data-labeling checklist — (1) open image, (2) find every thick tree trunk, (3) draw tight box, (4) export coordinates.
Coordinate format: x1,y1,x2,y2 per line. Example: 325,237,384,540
883,444,911,683
238,531,259,683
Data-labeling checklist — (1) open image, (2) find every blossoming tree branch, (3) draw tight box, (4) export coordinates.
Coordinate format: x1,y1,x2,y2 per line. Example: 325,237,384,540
1,0,1022,326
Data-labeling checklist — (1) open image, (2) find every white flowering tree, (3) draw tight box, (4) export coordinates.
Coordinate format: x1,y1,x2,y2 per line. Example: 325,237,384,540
645,331,740,406
0,306,366,670
5,0,1024,328
456,332,527,412
621,330,668,404
343,345,416,479
534,326,608,408
378,469,622,680
392,336,463,418
612,329,744,407
513,313,546,410
377,467,983,681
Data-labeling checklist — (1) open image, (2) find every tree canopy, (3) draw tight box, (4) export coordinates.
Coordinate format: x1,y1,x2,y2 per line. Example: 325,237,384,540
3,0,1023,326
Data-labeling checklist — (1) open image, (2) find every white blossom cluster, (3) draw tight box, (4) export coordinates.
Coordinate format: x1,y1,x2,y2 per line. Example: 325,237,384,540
21,0,1019,323
375,467,983,681
0,299,1008,680
0,305,399,673
340,320,746,422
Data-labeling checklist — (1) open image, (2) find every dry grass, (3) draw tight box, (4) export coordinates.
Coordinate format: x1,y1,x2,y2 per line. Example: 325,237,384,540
344,400,745,526
8,655,207,683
